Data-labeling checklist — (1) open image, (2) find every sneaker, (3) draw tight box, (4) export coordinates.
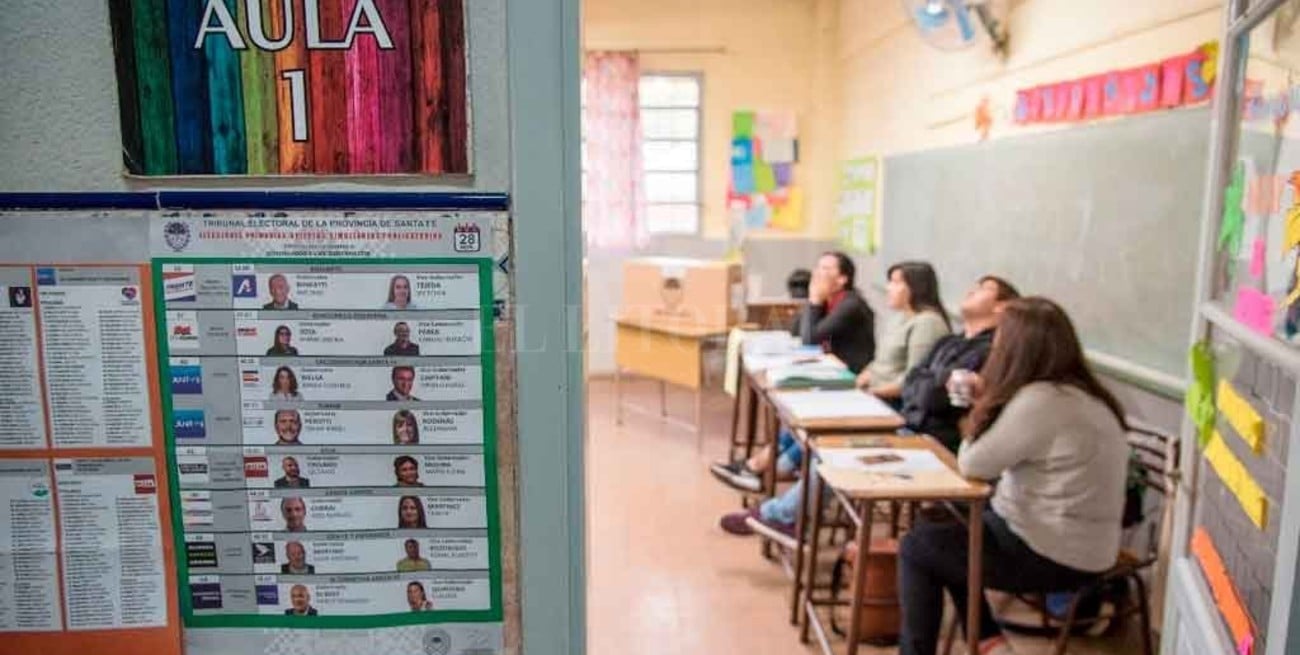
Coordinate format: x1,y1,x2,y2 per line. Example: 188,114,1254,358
720,508,760,536
978,636,1018,655
744,514,798,550
708,461,763,492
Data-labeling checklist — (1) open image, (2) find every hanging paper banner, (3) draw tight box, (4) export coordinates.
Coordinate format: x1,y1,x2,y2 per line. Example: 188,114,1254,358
1013,43,1217,125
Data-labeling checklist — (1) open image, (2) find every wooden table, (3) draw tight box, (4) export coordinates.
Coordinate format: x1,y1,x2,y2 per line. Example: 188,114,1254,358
799,435,992,655
746,298,802,330
613,315,729,441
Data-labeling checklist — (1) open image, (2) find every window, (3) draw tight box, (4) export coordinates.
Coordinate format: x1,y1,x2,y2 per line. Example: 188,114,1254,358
639,74,702,234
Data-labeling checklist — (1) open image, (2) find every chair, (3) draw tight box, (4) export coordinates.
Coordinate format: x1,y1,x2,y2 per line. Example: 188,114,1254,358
942,424,1178,655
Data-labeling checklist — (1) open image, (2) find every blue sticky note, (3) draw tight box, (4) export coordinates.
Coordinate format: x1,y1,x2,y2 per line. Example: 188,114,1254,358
731,138,753,165
745,203,770,229
732,164,755,194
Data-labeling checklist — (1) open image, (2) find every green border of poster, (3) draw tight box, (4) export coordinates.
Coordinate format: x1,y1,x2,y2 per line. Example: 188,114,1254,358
152,257,502,629
837,156,880,254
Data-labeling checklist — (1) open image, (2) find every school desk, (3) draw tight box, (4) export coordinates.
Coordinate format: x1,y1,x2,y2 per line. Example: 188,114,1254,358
765,393,904,624
799,435,991,655
612,314,729,441
725,350,849,486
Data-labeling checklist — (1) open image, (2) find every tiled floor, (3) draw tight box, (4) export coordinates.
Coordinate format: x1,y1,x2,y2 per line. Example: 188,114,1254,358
585,377,1152,655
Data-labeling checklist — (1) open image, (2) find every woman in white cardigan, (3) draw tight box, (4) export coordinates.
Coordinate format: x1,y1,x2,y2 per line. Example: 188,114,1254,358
897,297,1129,655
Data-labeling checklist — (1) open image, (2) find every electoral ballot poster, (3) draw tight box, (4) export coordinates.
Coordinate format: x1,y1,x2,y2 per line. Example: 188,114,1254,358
150,212,507,654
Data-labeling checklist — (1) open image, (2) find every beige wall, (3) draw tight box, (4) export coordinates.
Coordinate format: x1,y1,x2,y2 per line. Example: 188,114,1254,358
836,0,1222,158
584,0,837,239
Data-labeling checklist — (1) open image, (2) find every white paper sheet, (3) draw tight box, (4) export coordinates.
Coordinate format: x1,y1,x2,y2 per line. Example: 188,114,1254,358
772,389,898,420
817,448,948,475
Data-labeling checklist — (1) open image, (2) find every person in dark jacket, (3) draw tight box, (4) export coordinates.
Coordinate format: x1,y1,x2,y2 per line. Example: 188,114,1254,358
790,251,875,374
901,275,1020,451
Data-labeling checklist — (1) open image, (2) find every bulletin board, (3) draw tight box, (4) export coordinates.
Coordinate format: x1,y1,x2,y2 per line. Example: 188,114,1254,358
0,198,521,655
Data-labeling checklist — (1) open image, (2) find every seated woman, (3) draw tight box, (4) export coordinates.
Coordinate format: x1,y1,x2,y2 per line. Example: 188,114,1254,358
897,297,1128,655
712,261,950,495
856,261,951,402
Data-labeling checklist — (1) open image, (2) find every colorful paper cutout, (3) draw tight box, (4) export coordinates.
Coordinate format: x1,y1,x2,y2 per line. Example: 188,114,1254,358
1249,238,1266,279
731,138,753,165
1220,163,1246,257
754,161,777,193
755,111,797,140
764,138,796,164
732,111,755,139
1284,172,1300,252
732,163,756,194
773,162,793,187
1205,430,1269,529
1137,64,1161,112
1234,287,1275,336
1084,75,1104,118
1216,380,1264,453
1191,528,1256,655
1160,55,1188,107
744,203,771,229
769,186,805,231
1066,83,1085,121
1187,342,1216,448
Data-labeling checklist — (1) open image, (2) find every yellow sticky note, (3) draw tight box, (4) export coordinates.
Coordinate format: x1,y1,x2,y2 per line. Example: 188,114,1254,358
1286,204,1300,251
1216,380,1265,453
1205,431,1269,529
769,187,805,231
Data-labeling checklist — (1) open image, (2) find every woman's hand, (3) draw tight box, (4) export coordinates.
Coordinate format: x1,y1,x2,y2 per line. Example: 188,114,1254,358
965,373,986,401
855,369,872,389
808,274,830,305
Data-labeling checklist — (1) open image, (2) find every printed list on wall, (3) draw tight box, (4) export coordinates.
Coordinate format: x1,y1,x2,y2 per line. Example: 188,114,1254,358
0,264,177,649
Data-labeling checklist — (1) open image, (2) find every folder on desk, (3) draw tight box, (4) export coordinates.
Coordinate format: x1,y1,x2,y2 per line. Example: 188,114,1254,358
767,362,856,389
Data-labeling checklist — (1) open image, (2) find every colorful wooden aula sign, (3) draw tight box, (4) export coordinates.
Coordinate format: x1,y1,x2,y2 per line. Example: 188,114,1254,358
109,0,469,176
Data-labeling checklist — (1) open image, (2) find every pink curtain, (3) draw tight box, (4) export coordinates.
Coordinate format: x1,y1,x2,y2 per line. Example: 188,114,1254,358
582,52,646,250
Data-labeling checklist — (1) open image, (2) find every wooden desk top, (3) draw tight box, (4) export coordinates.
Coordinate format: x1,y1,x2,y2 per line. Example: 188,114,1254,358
613,314,731,339
814,435,991,502
768,388,905,432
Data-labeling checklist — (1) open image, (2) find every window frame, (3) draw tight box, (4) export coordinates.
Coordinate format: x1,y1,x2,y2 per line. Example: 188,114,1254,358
638,71,704,236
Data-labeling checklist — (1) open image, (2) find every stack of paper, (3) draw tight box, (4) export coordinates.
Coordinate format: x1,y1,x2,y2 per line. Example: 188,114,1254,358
742,331,804,356
767,362,856,389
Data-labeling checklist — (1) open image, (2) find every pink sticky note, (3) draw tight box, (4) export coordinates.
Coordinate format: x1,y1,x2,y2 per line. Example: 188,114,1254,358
1250,238,1266,278
1237,635,1253,655
1234,287,1275,336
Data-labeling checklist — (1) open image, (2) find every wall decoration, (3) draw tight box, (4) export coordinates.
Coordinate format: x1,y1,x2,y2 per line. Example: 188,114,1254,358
1216,379,1265,452
728,110,801,231
1204,430,1269,529
836,157,879,254
1191,528,1256,655
108,0,469,176
1013,42,1216,125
